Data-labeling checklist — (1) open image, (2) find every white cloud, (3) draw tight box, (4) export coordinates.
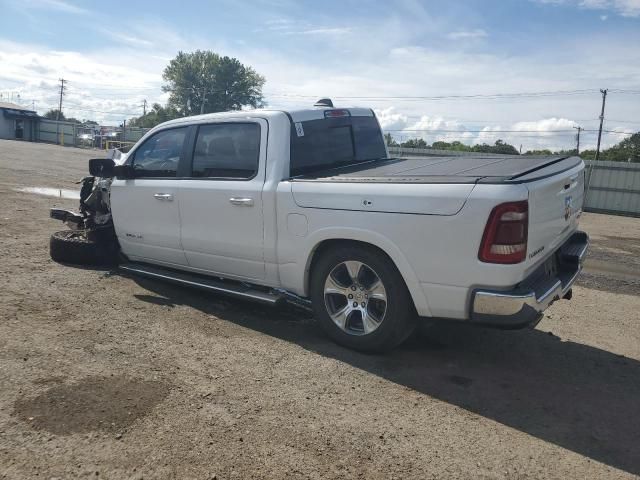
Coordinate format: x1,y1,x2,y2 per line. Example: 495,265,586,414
446,29,488,40
376,110,630,152
375,107,409,131
534,0,640,17
98,30,154,48
0,39,163,122
21,0,88,15
293,27,352,36
260,18,352,37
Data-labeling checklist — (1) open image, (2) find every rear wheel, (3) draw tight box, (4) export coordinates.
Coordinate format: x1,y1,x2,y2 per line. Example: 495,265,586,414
310,245,417,352
50,230,118,266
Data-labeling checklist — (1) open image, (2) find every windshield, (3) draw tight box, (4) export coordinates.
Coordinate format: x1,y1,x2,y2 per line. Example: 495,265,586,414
290,114,387,176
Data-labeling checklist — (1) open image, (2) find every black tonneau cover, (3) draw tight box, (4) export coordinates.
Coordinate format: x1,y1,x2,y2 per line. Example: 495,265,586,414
292,155,582,184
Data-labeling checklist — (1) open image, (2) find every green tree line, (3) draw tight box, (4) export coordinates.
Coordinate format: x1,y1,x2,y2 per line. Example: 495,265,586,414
384,132,640,162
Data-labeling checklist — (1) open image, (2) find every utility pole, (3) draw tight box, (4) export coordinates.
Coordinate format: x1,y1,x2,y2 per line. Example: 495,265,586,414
56,78,66,120
595,89,608,161
142,99,147,116
56,78,66,145
573,126,582,155
585,88,608,203
122,119,126,146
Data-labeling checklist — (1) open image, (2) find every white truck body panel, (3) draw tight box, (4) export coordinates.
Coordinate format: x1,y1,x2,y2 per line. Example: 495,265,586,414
109,107,585,323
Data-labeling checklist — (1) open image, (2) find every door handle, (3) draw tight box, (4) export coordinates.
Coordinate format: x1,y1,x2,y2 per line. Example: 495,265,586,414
153,193,174,201
229,197,254,206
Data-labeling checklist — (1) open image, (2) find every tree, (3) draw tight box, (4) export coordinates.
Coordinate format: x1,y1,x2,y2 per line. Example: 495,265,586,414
484,139,519,155
400,138,428,148
44,109,64,120
524,149,553,156
383,132,398,146
580,132,639,162
128,103,181,129
42,109,95,124
432,140,473,152
162,50,265,116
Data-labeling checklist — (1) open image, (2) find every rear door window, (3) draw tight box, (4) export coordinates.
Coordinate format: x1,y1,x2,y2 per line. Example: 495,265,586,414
191,123,260,179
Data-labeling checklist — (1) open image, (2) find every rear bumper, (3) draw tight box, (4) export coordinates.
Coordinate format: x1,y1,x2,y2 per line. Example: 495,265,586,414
470,231,589,328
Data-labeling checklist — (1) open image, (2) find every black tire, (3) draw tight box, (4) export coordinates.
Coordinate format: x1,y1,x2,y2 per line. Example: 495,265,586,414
50,230,117,266
310,244,417,353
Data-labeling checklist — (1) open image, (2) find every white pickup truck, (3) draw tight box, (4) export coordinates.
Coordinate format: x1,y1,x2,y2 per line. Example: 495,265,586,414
50,99,588,352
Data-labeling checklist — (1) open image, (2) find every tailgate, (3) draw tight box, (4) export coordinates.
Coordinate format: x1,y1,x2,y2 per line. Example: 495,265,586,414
525,159,585,269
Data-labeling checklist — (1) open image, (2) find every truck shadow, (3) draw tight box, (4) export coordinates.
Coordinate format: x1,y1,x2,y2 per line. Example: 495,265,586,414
132,276,640,476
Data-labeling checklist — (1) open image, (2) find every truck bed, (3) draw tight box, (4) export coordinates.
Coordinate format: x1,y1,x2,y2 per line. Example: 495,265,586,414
292,155,582,184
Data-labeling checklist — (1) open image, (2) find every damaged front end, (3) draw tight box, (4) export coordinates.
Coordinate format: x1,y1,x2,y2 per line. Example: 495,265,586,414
50,175,113,233
49,154,122,265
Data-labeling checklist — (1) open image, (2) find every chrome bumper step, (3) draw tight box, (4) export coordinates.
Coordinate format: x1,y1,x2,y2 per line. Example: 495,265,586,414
119,263,284,306
470,230,589,328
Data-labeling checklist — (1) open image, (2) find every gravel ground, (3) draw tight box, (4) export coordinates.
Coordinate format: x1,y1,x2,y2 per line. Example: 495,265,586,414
1,139,639,479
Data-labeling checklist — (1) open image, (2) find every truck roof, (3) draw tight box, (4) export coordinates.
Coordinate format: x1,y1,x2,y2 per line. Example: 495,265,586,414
157,106,375,129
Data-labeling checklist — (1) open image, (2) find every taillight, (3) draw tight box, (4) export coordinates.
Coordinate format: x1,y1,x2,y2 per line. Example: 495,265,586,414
478,201,528,264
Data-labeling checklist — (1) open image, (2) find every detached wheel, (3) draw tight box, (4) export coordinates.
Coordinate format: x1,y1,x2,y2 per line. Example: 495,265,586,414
50,230,117,266
310,245,417,352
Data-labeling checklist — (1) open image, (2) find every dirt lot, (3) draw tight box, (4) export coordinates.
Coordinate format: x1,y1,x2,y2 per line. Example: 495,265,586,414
1,139,639,479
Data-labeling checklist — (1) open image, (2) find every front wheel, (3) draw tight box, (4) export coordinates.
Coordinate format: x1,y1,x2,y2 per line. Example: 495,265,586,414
310,245,417,352
50,230,118,266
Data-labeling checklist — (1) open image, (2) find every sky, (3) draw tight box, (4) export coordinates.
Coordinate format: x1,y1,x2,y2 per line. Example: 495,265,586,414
0,0,639,151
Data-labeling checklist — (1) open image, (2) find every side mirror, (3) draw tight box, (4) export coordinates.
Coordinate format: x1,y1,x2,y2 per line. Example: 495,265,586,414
89,158,115,177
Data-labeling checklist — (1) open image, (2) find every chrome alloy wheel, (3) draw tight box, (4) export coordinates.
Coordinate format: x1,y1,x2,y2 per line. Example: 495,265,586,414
323,260,388,335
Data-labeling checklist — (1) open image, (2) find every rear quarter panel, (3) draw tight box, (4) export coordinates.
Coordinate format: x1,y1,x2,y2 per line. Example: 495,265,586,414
276,181,531,319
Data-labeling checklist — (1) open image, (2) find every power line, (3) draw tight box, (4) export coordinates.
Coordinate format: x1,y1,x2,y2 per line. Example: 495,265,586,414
609,89,640,95
265,88,601,100
383,132,580,139
49,104,140,116
604,119,640,124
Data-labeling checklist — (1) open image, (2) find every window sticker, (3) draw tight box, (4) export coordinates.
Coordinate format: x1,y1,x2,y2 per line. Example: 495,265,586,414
294,122,305,137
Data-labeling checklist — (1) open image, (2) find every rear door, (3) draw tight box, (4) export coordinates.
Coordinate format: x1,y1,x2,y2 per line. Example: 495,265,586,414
178,119,267,281
110,126,190,266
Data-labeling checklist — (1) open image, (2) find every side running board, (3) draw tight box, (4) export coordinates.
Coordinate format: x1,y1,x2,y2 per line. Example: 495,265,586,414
119,262,284,306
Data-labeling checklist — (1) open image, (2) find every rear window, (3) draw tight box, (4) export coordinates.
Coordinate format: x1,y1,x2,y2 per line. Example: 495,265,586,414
290,115,386,176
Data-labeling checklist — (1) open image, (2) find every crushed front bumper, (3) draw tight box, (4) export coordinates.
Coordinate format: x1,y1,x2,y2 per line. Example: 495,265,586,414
470,231,589,328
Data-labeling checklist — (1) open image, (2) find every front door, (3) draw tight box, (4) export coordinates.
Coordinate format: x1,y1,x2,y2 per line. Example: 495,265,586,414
15,120,24,139
110,126,190,267
178,120,267,281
